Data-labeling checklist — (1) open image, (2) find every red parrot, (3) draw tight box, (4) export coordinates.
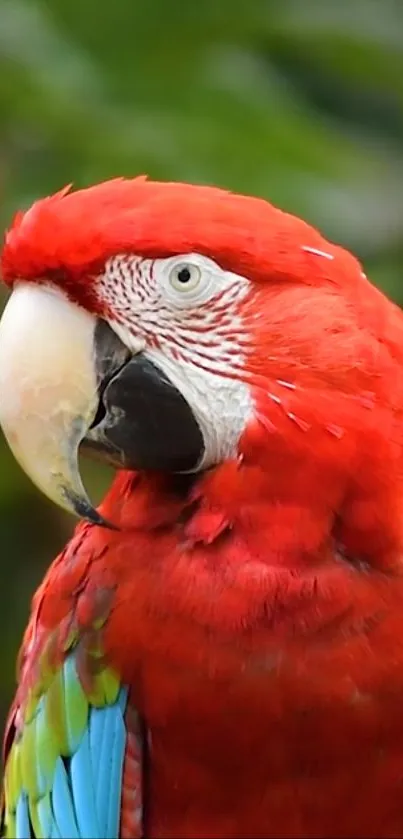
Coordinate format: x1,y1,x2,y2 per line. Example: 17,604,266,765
1,177,403,838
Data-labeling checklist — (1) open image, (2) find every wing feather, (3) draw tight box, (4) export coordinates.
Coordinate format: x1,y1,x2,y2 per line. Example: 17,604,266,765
2,653,138,839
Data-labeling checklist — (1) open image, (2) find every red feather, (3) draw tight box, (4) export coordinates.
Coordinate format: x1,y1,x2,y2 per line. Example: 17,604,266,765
1,177,362,301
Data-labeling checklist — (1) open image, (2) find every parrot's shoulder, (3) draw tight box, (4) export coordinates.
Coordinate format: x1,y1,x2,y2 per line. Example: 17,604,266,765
9,518,118,720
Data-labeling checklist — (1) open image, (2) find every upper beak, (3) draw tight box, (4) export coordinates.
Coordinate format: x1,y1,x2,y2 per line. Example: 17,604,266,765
0,282,205,524
0,283,130,524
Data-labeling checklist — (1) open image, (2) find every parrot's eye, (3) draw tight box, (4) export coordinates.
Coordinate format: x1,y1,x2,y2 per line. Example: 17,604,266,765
168,262,202,294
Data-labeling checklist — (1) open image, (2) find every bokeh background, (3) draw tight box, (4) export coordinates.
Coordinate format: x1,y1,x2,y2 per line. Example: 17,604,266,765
0,0,403,737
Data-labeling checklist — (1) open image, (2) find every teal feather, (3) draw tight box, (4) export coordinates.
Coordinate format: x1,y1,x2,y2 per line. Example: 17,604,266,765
95,693,127,835
89,706,105,776
49,819,62,839
118,688,128,714
51,758,79,839
16,794,30,839
96,705,116,833
36,794,52,838
70,727,100,837
106,704,126,838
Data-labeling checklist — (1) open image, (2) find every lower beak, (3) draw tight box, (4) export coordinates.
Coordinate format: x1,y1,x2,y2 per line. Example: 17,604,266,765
0,283,203,523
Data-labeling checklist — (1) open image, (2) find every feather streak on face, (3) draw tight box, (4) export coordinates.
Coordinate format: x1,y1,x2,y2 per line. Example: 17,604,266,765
95,251,254,469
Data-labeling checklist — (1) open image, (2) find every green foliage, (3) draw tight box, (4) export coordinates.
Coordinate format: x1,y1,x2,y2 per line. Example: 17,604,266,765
0,0,402,732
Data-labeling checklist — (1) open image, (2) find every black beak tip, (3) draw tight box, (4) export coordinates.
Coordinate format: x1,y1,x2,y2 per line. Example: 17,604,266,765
62,488,119,530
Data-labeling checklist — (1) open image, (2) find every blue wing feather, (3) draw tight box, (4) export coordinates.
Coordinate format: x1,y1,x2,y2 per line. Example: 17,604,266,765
36,794,53,838
15,795,30,839
52,693,128,839
49,819,62,839
96,705,116,834
5,654,132,839
106,703,127,838
89,707,105,778
95,700,127,836
52,758,80,839
70,728,100,837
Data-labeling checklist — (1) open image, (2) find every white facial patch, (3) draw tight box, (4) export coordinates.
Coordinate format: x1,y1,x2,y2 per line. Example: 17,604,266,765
97,252,254,467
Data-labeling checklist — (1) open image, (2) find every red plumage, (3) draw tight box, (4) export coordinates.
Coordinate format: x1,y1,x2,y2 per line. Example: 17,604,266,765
2,177,360,292
4,178,403,836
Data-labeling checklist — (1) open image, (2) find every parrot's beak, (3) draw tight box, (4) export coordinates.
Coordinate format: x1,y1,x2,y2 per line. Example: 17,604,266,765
0,283,124,524
0,283,204,523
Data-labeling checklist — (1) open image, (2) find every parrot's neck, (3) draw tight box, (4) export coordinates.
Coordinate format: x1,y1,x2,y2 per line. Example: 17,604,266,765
99,445,401,576
99,459,345,573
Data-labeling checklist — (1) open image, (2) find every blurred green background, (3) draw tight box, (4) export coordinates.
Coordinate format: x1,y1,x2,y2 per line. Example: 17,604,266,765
0,0,403,736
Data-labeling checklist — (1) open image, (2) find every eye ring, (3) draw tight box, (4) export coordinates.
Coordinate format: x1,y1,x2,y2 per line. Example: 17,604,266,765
168,262,202,293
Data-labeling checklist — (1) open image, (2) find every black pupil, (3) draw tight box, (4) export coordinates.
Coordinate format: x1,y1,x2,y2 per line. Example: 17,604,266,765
177,267,191,284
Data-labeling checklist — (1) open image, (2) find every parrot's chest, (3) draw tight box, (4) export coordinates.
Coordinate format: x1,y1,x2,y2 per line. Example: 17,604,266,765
135,618,403,837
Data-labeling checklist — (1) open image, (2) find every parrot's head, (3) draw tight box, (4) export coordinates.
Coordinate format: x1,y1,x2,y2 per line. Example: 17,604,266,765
1,177,402,565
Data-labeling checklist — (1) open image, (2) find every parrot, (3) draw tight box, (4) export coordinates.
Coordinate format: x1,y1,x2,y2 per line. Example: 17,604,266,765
2,177,403,839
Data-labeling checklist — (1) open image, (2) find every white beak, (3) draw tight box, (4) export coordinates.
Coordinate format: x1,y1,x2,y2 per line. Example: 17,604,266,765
0,282,102,519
